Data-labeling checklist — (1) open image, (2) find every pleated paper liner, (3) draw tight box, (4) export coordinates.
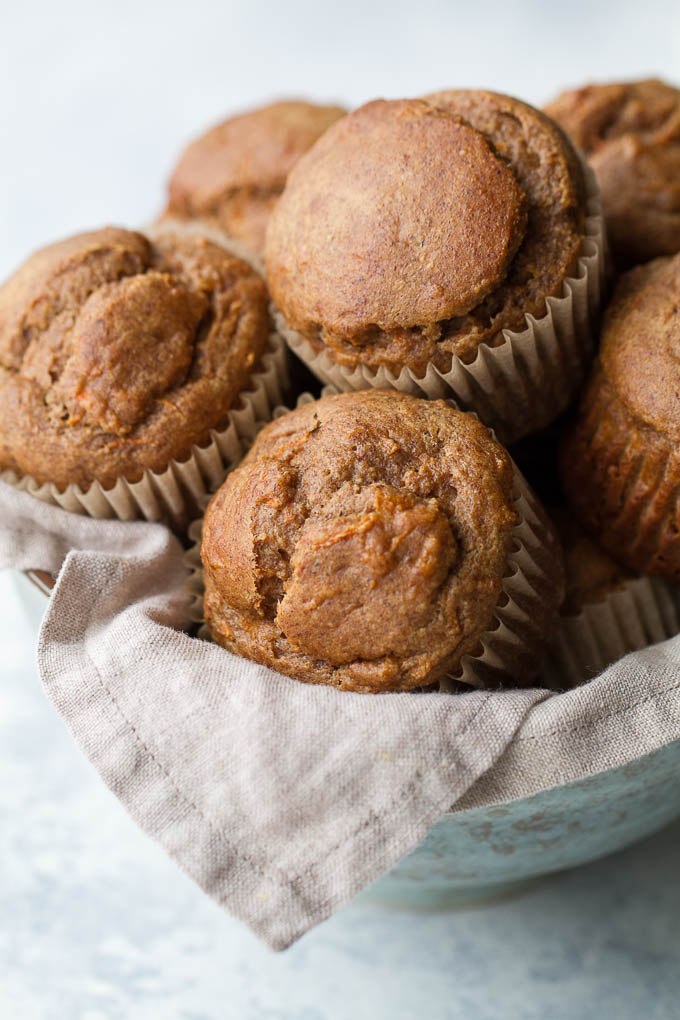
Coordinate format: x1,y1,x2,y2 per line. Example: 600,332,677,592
1,224,289,532
439,469,564,691
276,162,607,446
184,417,566,692
1,332,287,531
542,575,680,689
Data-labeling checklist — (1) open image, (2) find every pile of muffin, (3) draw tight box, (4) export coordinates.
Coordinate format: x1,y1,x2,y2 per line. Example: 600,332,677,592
2,80,680,694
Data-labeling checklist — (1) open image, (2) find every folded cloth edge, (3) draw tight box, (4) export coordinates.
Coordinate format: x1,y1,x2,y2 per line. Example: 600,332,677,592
5,481,680,949
32,532,547,949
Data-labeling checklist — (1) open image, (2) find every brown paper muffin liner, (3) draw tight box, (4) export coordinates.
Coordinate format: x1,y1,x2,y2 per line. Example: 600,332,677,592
276,162,607,445
183,431,565,692
0,227,289,532
542,576,680,689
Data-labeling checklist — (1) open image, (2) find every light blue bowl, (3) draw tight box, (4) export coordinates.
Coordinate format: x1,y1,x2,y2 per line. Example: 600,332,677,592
362,738,680,907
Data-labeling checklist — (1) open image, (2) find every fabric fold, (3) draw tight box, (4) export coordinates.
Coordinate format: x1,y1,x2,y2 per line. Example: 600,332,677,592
4,481,680,949
2,482,547,948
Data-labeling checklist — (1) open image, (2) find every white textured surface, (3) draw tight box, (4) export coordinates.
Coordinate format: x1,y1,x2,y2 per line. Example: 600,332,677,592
2,1,680,1013
2,567,680,1018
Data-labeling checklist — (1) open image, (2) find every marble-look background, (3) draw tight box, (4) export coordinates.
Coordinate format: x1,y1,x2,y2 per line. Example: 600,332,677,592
2,0,680,1016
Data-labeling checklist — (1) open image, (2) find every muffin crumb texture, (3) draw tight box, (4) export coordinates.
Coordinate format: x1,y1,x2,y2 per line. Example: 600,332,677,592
266,92,586,374
0,227,270,490
545,78,680,263
166,100,346,256
552,508,633,615
201,390,526,693
561,253,680,581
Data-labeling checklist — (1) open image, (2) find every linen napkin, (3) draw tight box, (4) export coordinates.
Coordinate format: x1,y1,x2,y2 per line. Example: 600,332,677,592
3,480,680,950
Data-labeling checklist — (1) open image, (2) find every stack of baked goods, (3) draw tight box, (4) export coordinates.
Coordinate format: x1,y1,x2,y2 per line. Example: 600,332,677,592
2,79,680,691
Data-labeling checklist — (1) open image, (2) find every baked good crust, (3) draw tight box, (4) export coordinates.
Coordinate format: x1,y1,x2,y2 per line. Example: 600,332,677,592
201,389,523,693
166,100,345,256
545,78,680,264
424,90,586,361
0,227,270,490
561,255,680,580
551,508,634,615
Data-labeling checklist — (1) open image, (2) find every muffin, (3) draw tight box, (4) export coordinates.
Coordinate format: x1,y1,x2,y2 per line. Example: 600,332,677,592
422,90,589,362
201,389,565,693
267,94,603,443
552,508,635,615
543,509,680,688
165,100,346,258
0,226,283,523
545,79,680,265
560,253,680,581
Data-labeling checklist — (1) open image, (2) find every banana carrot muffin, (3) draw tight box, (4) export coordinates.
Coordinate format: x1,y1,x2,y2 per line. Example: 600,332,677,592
266,94,599,442
551,509,635,615
267,93,588,373
545,78,680,265
0,226,271,493
561,253,680,581
201,390,564,693
165,100,346,258
422,89,588,362
543,508,680,689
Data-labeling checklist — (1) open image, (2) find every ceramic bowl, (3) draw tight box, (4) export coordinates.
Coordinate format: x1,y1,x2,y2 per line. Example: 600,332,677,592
22,570,680,910
362,738,680,907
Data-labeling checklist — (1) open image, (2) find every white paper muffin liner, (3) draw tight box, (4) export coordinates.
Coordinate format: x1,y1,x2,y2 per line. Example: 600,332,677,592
542,576,680,689
276,162,607,445
184,401,565,692
1,227,289,531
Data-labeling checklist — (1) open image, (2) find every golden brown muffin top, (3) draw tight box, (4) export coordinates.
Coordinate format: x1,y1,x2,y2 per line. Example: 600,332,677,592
545,78,680,263
201,389,518,693
425,90,586,359
266,92,585,374
266,99,527,344
597,253,680,441
558,359,680,581
552,508,633,614
166,100,345,256
0,227,270,490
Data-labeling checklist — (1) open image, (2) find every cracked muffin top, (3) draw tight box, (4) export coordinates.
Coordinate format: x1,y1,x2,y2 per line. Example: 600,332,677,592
545,78,680,264
0,226,270,490
265,93,586,374
201,389,520,693
165,100,346,257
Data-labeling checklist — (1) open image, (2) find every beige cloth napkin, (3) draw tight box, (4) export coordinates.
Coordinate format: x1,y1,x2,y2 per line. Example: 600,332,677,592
3,481,680,950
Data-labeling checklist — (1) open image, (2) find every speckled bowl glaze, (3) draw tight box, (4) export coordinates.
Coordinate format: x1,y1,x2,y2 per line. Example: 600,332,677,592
361,738,680,908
